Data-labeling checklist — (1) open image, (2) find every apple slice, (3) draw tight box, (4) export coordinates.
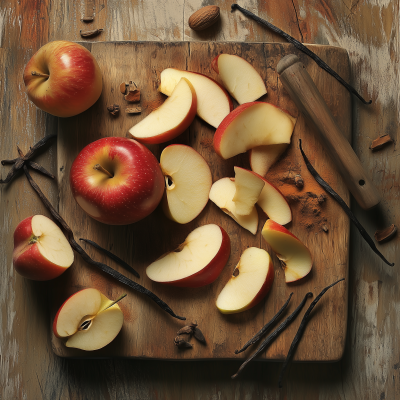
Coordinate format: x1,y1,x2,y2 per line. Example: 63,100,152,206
53,288,124,351
233,167,265,215
13,215,74,281
129,77,197,144
209,178,258,235
216,247,274,314
249,143,289,176
211,54,267,104
160,145,212,224
214,102,296,159
261,219,312,283
146,224,230,287
159,68,233,128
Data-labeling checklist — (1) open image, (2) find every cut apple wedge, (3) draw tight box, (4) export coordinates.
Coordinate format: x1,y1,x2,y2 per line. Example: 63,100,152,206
53,288,124,351
129,77,197,144
159,68,233,128
160,145,212,224
146,224,230,287
249,143,289,176
262,219,312,283
209,177,258,235
233,167,265,215
214,102,296,159
211,54,267,104
216,247,274,314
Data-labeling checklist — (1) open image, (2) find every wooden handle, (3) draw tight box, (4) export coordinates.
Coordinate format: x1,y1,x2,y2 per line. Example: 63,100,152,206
277,54,381,210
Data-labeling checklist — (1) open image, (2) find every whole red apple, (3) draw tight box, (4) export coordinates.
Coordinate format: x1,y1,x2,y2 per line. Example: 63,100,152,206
13,215,74,281
70,137,165,225
23,41,102,117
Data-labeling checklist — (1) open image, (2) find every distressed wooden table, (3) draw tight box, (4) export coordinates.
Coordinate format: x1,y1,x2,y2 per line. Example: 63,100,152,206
1,1,398,399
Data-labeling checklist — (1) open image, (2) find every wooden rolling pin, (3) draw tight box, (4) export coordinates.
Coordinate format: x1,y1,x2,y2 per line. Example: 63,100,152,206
277,54,381,210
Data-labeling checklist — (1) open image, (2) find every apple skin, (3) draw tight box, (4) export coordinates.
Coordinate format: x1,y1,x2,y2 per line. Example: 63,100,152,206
263,219,300,241
70,137,165,225
211,55,220,74
23,41,102,117
161,226,231,288
13,216,70,281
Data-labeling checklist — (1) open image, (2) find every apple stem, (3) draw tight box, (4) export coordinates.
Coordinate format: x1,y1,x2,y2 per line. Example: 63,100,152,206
93,164,113,178
31,71,50,78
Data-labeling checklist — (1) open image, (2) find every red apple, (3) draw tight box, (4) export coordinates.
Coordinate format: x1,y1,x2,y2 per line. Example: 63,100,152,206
13,215,74,281
70,137,164,225
23,40,102,117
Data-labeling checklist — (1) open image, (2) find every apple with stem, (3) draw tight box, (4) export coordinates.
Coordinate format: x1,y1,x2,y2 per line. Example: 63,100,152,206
23,41,102,117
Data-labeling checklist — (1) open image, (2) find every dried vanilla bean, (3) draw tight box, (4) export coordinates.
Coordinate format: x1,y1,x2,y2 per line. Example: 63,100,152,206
231,4,372,104
299,139,394,266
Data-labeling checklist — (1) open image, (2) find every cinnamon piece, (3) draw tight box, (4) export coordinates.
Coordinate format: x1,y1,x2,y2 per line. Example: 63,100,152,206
369,134,393,151
374,224,397,243
119,82,128,94
125,106,142,114
80,28,103,38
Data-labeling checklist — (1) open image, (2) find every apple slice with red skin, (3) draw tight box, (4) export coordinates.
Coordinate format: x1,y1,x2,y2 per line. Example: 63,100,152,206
53,288,124,351
13,215,74,281
159,68,233,128
160,144,212,224
262,219,312,283
249,143,289,176
216,247,274,314
129,78,197,144
211,54,267,104
146,224,230,288
214,102,296,159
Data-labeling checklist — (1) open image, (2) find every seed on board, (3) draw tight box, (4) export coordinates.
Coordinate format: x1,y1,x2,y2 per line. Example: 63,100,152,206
188,6,220,31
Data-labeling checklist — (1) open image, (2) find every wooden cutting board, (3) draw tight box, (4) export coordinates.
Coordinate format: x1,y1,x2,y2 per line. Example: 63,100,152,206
53,41,350,361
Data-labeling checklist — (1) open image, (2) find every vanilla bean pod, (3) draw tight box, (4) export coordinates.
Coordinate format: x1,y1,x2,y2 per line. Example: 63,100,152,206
299,139,394,266
278,279,345,387
80,238,140,278
232,292,312,379
235,292,293,354
231,4,371,105
23,166,185,321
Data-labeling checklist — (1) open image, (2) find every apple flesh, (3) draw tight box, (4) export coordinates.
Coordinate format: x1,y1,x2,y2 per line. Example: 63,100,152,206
23,41,102,117
249,143,289,176
214,102,296,159
159,68,233,128
209,178,258,235
13,215,74,281
160,144,212,224
70,137,164,225
146,224,230,287
211,54,267,104
216,247,274,314
262,219,312,283
53,288,124,351
129,78,197,144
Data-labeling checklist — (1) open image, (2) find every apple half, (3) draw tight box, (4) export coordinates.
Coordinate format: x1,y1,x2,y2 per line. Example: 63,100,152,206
209,177,258,235
211,54,267,104
214,102,296,159
159,68,233,128
216,247,274,314
53,288,124,351
249,143,289,176
261,219,312,283
13,215,74,281
160,144,212,224
129,77,197,144
146,224,230,287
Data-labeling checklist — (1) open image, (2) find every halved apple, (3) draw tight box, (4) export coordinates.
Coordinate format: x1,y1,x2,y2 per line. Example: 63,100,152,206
129,77,197,144
160,144,212,224
209,177,258,235
249,143,289,176
211,54,267,104
146,224,230,287
159,68,233,128
233,167,265,215
261,220,312,283
214,102,296,159
53,288,124,351
216,247,274,314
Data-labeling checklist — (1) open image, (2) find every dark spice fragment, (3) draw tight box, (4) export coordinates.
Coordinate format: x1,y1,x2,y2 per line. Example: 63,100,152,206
107,104,120,116
375,224,397,243
193,326,206,344
125,106,142,114
295,174,304,189
235,292,293,354
369,134,393,151
177,322,206,344
177,325,193,335
278,279,345,388
299,139,394,267
231,4,372,105
81,16,94,22
174,336,192,349
80,28,104,38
